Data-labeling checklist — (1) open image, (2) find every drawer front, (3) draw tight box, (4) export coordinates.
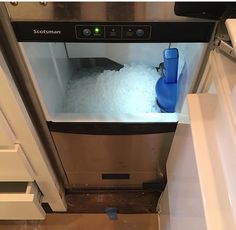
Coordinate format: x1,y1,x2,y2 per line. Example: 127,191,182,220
0,144,34,181
0,109,15,147
0,182,45,220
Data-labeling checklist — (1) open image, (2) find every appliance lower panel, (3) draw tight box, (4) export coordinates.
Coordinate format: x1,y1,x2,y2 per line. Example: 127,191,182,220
51,131,174,189
65,189,161,213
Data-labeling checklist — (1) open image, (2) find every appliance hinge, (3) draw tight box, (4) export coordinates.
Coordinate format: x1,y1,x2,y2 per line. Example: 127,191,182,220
214,20,230,46
216,40,236,59
214,21,236,59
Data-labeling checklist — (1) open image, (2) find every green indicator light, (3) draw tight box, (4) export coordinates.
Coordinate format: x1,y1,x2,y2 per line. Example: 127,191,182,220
94,27,100,33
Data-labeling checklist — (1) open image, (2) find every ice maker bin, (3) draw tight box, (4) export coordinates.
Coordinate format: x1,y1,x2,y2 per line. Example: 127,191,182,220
11,15,214,191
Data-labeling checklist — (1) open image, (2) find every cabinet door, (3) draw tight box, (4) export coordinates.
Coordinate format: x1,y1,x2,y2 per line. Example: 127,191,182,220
0,49,66,212
0,144,34,181
159,45,236,229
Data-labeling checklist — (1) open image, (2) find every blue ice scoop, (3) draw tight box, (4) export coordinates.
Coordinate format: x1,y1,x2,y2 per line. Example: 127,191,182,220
163,48,179,83
155,48,179,113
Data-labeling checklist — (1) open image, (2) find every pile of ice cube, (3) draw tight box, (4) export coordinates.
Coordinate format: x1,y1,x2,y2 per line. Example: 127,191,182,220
64,63,161,114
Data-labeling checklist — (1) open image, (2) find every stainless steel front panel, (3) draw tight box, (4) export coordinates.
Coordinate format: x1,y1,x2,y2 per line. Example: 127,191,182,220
5,2,208,22
51,132,174,188
3,1,211,191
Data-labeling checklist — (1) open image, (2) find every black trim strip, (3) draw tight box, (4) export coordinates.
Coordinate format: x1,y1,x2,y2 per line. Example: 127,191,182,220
102,174,130,180
47,122,177,135
12,21,215,42
174,2,236,20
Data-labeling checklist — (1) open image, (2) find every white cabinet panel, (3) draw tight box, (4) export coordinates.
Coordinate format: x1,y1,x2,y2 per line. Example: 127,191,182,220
0,109,15,147
0,52,66,211
226,19,236,54
159,123,207,230
0,144,34,181
159,49,236,230
211,51,236,129
0,182,45,220
187,94,235,230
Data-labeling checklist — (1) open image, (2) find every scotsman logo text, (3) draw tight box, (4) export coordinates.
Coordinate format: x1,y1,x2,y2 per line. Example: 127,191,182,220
33,29,61,35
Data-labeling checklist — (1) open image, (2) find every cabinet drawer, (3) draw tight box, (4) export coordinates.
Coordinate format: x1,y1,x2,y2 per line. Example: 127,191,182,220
0,144,34,181
0,182,45,220
0,109,15,147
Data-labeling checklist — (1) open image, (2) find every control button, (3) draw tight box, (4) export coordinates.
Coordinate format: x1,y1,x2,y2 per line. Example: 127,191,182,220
76,26,104,39
105,26,122,39
126,28,134,37
82,28,92,37
122,27,136,39
136,29,144,37
122,26,151,40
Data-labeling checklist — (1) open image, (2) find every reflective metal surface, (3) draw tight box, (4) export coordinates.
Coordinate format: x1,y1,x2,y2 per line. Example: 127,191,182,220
51,132,174,188
5,2,209,22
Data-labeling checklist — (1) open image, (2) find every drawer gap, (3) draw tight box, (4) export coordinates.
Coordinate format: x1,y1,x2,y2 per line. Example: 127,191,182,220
0,182,28,193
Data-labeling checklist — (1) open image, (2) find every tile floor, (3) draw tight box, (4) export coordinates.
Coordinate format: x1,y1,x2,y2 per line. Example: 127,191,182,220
0,214,159,230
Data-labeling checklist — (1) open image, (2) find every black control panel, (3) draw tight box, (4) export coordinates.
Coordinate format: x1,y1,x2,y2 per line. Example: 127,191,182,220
75,25,151,40
12,21,215,42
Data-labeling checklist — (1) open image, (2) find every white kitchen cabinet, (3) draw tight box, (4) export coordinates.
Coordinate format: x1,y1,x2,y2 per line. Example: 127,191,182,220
0,144,34,181
0,45,66,219
226,19,236,54
0,109,15,147
159,19,236,230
